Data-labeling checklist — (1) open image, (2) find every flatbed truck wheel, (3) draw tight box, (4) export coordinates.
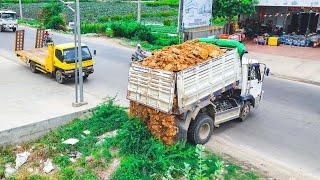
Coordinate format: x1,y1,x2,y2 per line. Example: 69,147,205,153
239,101,251,121
55,70,65,84
83,74,89,80
188,114,214,145
30,61,37,73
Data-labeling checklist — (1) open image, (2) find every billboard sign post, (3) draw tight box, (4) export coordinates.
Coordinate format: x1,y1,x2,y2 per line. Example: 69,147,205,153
180,0,213,30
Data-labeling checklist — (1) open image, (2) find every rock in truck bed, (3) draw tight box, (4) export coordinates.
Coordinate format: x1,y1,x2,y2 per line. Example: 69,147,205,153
140,41,225,71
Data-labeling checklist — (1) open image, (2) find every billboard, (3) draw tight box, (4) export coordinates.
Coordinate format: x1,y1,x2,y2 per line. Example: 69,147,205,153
181,0,213,29
258,0,320,7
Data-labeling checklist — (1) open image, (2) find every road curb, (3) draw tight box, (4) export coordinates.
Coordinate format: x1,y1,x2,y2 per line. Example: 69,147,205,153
0,108,94,146
271,73,320,86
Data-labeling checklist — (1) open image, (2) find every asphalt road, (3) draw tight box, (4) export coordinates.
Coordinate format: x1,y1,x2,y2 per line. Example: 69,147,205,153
0,27,319,178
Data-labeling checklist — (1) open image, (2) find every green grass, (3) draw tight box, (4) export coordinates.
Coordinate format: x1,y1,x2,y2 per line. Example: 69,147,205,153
18,19,43,28
146,0,179,7
0,100,259,179
1,2,177,24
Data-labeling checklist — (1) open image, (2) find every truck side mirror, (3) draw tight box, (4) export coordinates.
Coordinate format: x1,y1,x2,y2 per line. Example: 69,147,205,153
265,68,270,76
93,50,97,56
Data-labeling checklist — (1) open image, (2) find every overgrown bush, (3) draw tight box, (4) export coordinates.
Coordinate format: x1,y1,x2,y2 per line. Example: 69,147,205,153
111,21,156,43
81,23,108,34
163,19,172,26
45,15,66,31
38,2,66,30
0,99,259,179
145,0,179,7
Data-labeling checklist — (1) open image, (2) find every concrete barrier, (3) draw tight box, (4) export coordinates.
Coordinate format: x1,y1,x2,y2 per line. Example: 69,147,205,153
0,108,93,146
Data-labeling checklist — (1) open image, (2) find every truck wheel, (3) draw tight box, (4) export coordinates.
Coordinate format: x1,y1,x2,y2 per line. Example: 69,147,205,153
30,61,37,73
55,70,65,84
239,101,251,121
188,114,214,145
12,28,16,32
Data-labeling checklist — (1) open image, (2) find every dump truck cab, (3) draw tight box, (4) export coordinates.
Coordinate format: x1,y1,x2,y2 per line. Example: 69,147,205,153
0,10,18,32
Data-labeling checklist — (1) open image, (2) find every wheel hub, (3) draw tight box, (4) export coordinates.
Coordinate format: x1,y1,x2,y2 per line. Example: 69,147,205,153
199,123,210,140
242,105,250,118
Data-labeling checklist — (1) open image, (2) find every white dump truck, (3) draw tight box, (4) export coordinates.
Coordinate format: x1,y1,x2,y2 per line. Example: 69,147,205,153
127,40,269,144
0,10,18,32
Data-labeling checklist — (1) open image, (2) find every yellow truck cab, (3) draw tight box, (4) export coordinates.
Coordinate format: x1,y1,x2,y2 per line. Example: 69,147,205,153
15,30,94,84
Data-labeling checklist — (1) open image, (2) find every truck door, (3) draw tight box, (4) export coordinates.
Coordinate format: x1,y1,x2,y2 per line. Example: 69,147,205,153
248,63,263,105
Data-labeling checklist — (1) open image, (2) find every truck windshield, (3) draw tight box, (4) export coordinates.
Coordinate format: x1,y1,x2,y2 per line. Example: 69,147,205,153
1,13,16,20
63,46,92,63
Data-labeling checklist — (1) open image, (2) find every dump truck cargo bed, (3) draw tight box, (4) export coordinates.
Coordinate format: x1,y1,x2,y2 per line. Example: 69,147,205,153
127,48,241,114
16,48,48,65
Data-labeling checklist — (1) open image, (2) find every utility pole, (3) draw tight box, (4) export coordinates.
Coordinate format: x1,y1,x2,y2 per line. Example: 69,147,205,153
58,0,86,107
137,0,141,22
75,0,85,104
177,0,184,42
19,0,23,19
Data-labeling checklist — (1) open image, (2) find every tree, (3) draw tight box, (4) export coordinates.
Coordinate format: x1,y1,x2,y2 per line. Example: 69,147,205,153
212,0,258,20
39,2,66,30
212,0,258,33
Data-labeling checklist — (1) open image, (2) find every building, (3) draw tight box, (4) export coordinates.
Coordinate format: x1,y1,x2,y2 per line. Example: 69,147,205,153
241,0,320,34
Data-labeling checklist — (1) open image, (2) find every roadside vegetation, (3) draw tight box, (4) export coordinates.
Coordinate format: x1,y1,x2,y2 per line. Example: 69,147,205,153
0,100,259,179
1,0,257,49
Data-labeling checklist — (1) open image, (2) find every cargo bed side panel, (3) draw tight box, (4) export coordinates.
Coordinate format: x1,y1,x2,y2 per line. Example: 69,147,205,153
127,63,176,113
177,49,241,110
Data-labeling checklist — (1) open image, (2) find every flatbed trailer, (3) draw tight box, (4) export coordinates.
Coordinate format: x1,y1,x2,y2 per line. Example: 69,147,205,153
16,48,48,65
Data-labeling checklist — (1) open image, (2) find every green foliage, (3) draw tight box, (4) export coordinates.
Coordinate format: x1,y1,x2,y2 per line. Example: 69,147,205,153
111,21,156,43
163,19,172,26
0,147,15,178
29,174,46,180
18,19,43,28
40,2,62,25
142,10,177,18
116,118,153,155
213,0,258,20
146,0,179,7
45,15,66,30
81,23,108,34
38,2,66,30
212,17,227,26
0,166,4,178
0,0,93,3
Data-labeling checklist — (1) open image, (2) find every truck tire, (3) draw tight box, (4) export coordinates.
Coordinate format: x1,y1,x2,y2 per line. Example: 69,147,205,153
239,101,251,121
12,28,16,32
30,61,37,73
55,70,65,84
188,114,214,145
83,74,89,80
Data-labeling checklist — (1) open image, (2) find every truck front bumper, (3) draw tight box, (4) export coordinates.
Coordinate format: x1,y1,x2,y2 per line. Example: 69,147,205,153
62,66,94,79
1,24,18,29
